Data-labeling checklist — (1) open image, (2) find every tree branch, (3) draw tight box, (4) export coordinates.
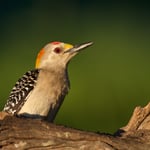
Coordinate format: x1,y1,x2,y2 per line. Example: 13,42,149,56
1,103,150,149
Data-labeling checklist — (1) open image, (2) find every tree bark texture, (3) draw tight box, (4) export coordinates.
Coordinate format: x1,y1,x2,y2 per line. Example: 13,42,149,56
1,103,150,149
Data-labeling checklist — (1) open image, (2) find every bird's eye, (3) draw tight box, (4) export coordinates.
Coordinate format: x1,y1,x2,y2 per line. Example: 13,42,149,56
54,47,62,54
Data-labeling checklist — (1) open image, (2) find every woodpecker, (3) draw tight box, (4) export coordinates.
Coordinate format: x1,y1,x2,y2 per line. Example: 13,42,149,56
3,41,93,122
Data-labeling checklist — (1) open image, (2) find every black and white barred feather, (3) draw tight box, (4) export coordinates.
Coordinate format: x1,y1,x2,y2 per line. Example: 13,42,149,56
3,69,39,114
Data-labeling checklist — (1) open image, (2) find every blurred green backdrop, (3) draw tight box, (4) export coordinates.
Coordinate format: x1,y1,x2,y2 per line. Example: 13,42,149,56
0,0,150,133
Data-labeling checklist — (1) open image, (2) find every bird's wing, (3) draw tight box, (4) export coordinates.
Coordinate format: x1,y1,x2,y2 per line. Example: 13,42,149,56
3,69,40,114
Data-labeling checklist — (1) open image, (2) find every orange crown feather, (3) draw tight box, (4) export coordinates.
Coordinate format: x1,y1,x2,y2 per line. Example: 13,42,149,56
35,48,45,68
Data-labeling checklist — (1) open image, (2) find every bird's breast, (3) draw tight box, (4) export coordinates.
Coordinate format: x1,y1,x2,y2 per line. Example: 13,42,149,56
18,69,69,117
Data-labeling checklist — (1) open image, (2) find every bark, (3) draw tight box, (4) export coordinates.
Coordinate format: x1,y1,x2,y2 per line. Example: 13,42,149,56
1,103,150,149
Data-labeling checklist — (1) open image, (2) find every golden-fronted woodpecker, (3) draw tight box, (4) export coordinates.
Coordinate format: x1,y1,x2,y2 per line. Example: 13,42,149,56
3,41,93,122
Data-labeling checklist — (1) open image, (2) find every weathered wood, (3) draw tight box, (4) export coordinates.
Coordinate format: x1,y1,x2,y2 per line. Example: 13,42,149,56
1,103,150,149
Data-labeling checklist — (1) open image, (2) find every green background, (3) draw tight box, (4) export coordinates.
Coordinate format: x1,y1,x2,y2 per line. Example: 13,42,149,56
0,0,150,133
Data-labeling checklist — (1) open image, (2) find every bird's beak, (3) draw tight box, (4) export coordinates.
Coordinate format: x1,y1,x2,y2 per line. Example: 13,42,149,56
65,42,93,53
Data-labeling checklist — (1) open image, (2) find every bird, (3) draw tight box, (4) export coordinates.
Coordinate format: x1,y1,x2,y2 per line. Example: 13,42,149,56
3,41,93,122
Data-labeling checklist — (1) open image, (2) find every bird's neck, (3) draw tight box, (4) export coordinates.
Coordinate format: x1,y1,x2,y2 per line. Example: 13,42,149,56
39,66,70,88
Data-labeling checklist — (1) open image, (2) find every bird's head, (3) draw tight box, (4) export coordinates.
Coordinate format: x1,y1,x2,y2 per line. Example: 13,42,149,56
35,41,93,69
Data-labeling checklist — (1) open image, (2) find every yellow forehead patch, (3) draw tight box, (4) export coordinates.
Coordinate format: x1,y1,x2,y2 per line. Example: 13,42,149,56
64,43,73,51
